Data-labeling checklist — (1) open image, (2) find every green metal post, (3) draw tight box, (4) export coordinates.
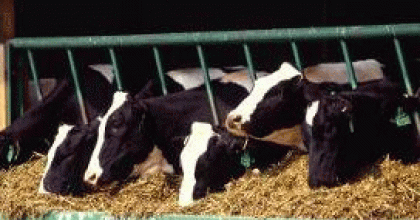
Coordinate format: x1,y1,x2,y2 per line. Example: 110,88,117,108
66,49,88,124
196,45,220,126
394,38,413,95
153,46,168,96
290,41,303,71
243,43,256,84
27,49,43,101
108,48,123,91
16,54,24,117
339,40,358,89
6,43,12,125
393,38,420,134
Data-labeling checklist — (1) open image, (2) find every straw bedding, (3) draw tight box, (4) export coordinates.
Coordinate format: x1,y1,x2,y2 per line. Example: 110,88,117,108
1,152,420,219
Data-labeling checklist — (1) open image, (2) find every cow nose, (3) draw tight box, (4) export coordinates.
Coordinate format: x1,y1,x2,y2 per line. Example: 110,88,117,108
226,114,243,130
84,172,99,186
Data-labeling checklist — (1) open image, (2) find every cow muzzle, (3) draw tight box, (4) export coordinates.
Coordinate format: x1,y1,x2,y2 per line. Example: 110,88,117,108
84,170,101,186
225,113,250,137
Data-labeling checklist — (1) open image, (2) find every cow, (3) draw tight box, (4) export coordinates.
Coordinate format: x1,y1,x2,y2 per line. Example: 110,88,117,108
224,61,420,187
36,67,217,194
178,121,290,206
307,84,420,187
39,119,100,195
83,79,250,187
225,60,385,148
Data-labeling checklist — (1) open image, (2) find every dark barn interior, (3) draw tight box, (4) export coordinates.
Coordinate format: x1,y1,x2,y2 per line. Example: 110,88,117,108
14,1,420,37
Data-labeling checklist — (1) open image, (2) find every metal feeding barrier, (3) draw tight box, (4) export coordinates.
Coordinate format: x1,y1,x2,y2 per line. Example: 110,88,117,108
3,23,420,219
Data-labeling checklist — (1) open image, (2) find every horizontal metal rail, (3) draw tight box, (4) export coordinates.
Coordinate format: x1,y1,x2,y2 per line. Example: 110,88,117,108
8,24,420,48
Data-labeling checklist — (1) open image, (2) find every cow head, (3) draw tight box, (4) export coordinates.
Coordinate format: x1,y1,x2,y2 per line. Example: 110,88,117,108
306,95,354,188
84,92,154,186
179,122,289,206
179,122,246,206
39,118,100,194
307,87,401,188
225,62,306,150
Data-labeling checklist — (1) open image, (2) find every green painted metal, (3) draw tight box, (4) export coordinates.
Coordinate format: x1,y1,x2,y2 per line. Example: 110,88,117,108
339,40,357,89
393,38,420,135
153,46,168,96
66,49,88,124
27,49,43,101
108,48,123,90
6,42,12,126
290,41,302,71
242,43,256,84
197,45,220,126
8,24,420,49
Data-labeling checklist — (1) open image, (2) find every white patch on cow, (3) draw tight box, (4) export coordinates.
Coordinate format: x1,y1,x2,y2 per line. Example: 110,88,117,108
39,124,75,194
84,91,128,185
166,68,226,90
220,70,269,92
305,101,320,127
227,62,302,124
88,64,115,84
179,122,216,207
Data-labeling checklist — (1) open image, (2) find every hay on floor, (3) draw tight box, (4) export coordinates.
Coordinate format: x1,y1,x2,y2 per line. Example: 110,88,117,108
1,153,420,219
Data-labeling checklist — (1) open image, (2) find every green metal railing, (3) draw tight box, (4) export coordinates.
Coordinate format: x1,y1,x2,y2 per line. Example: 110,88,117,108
3,23,420,219
7,23,420,125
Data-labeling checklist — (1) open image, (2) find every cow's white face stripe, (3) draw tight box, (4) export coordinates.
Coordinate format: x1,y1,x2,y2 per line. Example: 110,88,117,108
305,101,320,127
227,62,302,124
179,122,216,207
84,91,128,185
39,124,74,194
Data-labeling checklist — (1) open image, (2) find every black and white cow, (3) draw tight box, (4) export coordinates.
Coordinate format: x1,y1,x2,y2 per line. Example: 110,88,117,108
179,121,290,206
225,60,386,148
307,84,420,187
83,79,250,187
39,119,100,195
0,78,106,168
36,69,211,194
225,61,420,187
0,65,118,168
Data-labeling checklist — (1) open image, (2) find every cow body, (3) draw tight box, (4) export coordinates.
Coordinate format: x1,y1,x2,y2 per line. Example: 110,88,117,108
225,60,386,147
84,79,250,186
225,61,420,187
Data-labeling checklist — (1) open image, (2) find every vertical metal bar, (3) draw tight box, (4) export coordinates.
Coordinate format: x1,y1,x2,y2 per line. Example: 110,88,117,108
243,43,256,84
6,43,12,125
196,45,220,126
16,53,24,117
393,38,420,134
108,48,123,91
394,38,413,95
339,39,358,89
66,49,88,124
27,49,42,101
290,41,303,71
153,46,168,96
